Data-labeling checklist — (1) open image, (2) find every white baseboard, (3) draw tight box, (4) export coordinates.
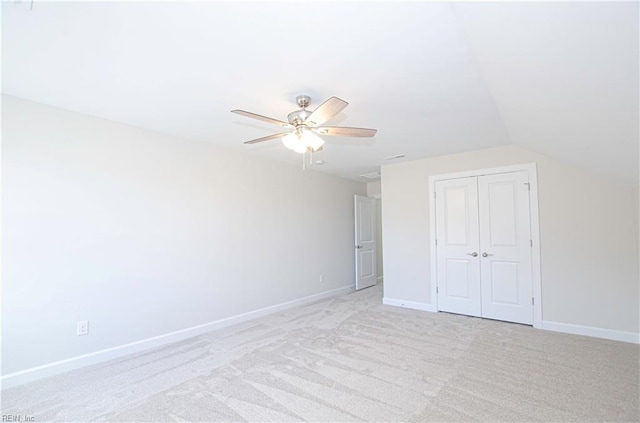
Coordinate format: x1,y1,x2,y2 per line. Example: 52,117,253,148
541,320,640,344
383,297,437,312
378,303,639,344
1,284,353,389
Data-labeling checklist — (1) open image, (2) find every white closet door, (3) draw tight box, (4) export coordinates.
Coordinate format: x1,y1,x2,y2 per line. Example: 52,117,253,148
435,177,481,317
478,171,533,325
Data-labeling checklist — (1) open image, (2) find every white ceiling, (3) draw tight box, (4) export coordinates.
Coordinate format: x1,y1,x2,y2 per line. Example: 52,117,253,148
2,1,638,184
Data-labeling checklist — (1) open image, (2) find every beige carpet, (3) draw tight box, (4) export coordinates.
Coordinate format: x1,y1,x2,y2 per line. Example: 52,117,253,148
2,284,639,422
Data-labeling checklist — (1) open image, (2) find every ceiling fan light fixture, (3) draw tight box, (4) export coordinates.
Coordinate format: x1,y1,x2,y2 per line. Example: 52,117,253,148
282,132,306,154
282,130,324,154
304,130,325,152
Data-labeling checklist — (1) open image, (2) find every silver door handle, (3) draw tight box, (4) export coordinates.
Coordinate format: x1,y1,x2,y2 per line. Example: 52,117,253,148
467,252,478,257
482,252,493,257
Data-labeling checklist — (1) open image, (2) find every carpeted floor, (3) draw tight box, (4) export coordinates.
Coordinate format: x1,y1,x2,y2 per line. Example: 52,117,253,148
2,284,639,422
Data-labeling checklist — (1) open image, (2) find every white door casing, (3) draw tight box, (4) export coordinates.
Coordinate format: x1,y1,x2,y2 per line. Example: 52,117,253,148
478,171,533,325
355,195,377,290
435,177,482,317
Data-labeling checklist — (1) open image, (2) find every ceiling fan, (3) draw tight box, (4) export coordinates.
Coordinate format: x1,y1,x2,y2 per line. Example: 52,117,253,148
231,95,377,154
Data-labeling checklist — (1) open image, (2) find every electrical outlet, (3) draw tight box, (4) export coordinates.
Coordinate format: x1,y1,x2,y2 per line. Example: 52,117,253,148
77,320,89,336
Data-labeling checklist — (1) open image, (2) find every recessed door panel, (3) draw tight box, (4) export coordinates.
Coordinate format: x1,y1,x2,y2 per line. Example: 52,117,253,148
445,259,471,298
358,201,374,242
488,183,517,246
444,187,469,245
359,250,375,278
489,261,519,305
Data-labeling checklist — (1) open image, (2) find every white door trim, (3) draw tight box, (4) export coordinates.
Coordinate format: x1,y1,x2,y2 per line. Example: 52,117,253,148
428,163,542,329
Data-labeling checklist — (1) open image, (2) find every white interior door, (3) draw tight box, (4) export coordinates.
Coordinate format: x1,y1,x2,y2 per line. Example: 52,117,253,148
435,177,481,317
355,195,376,290
478,171,533,324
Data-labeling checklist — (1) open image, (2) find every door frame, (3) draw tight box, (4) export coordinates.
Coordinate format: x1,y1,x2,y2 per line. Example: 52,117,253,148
428,163,542,329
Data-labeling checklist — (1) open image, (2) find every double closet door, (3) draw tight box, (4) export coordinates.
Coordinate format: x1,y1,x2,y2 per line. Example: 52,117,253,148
435,171,533,325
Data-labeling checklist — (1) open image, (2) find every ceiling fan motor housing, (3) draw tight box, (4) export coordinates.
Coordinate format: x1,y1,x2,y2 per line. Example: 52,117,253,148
288,95,313,125
288,109,312,126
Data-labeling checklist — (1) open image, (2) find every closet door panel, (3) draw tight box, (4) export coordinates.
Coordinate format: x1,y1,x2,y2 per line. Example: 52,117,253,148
435,177,481,317
478,171,533,325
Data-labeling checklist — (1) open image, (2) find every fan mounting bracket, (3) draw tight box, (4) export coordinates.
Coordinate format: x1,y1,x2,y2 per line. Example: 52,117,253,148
296,95,311,109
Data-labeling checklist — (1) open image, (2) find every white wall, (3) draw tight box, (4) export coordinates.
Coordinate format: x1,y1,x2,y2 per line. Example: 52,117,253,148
366,181,381,197
2,95,366,376
382,145,639,335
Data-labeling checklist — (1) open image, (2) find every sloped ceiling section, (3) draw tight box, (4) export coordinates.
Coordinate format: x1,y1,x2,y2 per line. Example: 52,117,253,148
2,2,637,184
452,2,639,186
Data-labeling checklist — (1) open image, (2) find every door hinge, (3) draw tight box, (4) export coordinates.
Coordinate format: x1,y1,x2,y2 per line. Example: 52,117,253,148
436,286,439,294
532,297,534,305
530,239,533,247
435,239,438,246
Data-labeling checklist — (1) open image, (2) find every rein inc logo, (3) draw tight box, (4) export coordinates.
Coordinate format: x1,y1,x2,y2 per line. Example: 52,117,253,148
2,416,35,422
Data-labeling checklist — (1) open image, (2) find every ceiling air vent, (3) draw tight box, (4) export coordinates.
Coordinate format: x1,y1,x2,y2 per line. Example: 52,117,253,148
384,154,405,160
360,171,381,180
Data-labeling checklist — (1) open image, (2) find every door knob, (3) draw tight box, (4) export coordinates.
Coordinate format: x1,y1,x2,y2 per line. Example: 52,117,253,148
356,245,362,249
467,252,478,257
482,252,493,257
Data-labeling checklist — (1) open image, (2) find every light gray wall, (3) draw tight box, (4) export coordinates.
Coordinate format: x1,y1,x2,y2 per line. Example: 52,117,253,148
2,96,366,375
382,145,639,334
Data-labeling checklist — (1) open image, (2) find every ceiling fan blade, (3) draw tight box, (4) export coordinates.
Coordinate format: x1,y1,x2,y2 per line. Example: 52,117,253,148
232,110,291,128
314,126,377,137
243,132,290,144
306,97,348,126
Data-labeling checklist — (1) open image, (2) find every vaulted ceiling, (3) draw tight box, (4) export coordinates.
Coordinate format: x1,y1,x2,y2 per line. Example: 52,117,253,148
2,1,638,185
